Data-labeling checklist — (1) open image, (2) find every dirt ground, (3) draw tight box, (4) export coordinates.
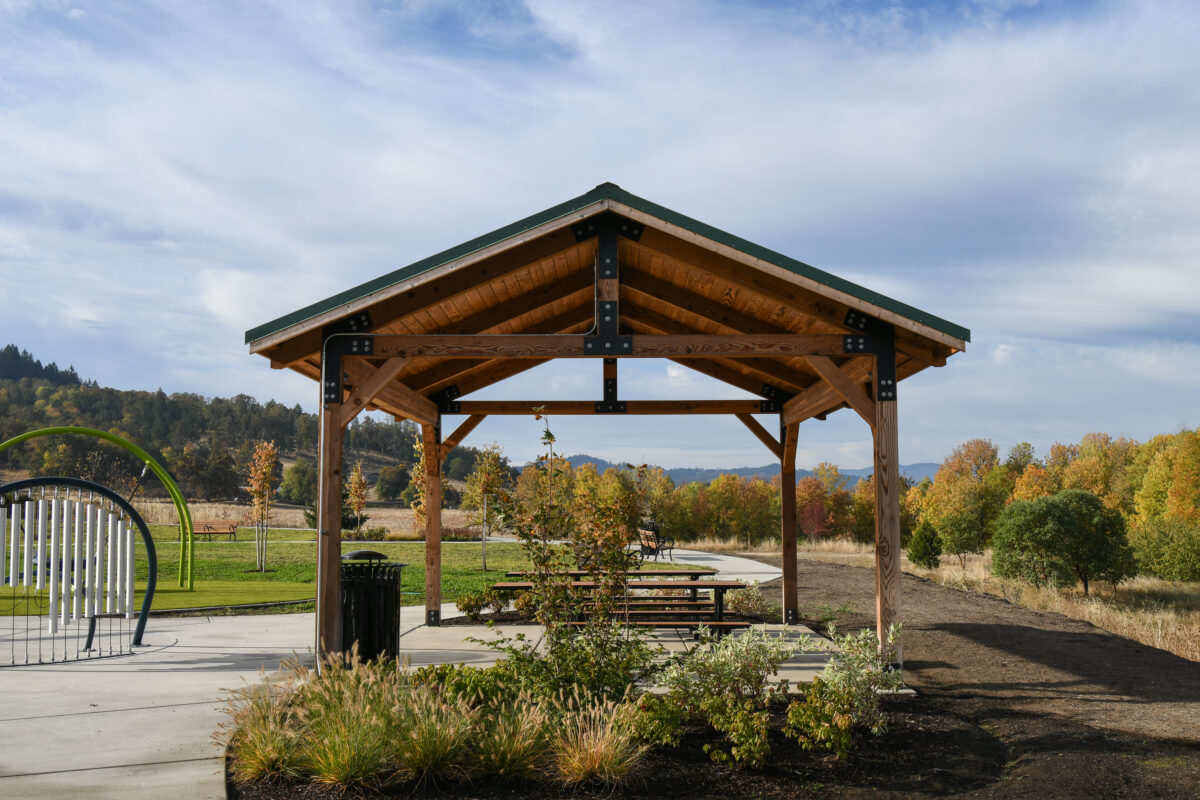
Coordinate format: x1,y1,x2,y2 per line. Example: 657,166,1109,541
231,555,1200,799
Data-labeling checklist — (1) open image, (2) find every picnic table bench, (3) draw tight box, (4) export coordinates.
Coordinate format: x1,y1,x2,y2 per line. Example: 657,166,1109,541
193,520,238,541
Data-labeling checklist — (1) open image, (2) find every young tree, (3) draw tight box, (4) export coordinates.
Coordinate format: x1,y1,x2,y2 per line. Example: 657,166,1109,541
906,520,942,569
374,464,409,501
347,460,368,534
938,512,983,570
462,443,507,570
247,440,277,571
992,490,1135,595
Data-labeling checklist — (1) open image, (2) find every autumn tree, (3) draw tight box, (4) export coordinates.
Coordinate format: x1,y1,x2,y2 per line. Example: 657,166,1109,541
247,440,277,571
463,443,508,570
374,464,409,501
922,439,1006,545
347,460,368,534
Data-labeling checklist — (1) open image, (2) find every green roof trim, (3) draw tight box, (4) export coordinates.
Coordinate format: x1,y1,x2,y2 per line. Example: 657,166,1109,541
245,182,970,346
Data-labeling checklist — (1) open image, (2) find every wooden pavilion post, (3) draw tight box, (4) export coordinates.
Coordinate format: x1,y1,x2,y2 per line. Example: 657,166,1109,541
779,420,799,624
316,401,345,657
423,419,443,625
872,340,902,665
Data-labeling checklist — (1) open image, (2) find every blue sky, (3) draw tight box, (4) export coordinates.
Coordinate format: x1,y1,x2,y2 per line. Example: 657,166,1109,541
1,0,1197,469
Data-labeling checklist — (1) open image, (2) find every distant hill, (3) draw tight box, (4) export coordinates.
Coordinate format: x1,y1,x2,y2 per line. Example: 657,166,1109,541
561,453,939,485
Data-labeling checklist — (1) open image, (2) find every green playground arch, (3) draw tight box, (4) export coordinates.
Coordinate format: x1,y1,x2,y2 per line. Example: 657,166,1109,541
0,426,195,589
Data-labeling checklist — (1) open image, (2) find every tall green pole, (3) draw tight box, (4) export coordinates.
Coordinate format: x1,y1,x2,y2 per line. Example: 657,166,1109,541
0,426,195,589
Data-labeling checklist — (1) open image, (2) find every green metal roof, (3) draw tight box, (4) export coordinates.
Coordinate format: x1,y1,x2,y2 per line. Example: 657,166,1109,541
245,182,970,346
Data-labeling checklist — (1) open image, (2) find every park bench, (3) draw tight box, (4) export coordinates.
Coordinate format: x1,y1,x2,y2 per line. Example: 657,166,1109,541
637,524,674,561
193,520,238,541
491,578,746,627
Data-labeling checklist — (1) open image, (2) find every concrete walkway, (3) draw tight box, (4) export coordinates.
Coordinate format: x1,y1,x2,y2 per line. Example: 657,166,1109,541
0,549,822,799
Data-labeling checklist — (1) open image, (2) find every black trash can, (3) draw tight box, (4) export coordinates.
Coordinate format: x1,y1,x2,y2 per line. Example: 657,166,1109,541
340,550,407,661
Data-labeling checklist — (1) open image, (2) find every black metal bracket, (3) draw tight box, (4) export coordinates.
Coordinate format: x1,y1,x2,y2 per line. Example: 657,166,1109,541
321,333,374,403
584,333,632,355
572,212,643,243
595,400,627,414
760,384,794,403
875,334,897,402
430,385,461,414
759,399,783,413
427,608,441,626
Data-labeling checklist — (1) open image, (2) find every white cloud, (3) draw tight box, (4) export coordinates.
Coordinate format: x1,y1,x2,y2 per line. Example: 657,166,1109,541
1,0,1198,467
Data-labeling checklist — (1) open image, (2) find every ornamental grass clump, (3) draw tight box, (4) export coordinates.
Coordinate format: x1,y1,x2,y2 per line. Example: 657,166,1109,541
294,653,401,787
551,691,649,788
468,693,550,780
216,680,304,783
393,685,477,786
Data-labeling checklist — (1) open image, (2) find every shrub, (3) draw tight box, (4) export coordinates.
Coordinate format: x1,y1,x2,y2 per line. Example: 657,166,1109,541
1130,517,1200,581
726,580,771,618
993,490,1135,594
938,511,984,569
906,521,942,569
551,693,648,787
658,627,804,767
410,662,521,707
455,590,490,621
784,624,904,757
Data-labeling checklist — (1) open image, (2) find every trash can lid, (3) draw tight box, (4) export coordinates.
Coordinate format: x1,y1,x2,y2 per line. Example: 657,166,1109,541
342,549,389,561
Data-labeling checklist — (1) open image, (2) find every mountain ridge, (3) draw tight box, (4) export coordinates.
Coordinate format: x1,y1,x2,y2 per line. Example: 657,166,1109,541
559,453,938,485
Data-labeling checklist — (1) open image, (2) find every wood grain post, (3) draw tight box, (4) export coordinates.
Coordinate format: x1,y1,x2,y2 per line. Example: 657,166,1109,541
316,402,345,658
873,396,902,665
780,420,799,624
423,420,443,626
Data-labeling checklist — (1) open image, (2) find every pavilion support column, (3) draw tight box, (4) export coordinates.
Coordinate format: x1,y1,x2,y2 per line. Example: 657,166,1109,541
780,419,799,624
872,346,902,666
423,419,443,626
316,402,345,659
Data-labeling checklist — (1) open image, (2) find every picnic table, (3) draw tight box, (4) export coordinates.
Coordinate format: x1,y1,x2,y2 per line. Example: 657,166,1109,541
490,578,747,623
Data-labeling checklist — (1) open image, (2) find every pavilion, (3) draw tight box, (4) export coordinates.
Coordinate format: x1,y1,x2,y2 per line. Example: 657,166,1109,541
245,183,969,663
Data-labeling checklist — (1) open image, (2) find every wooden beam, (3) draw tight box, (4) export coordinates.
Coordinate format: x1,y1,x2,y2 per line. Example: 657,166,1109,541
873,398,902,665
782,356,874,424
423,421,443,626
803,355,876,426
440,414,487,461
342,359,438,425
736,413,782,460
316,403,345,658
780,420,799,625
368,333,849,359
339,357,409,428
403,307,595,394
455,400,772,415
623,270,795,336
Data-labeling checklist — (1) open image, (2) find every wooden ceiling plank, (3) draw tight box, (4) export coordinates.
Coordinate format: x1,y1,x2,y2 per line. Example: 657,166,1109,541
263,233,595,366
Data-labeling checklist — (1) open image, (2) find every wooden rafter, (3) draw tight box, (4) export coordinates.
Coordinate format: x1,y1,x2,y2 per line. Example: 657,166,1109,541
736,413,782,459
339,357,409,428
439,414,487,460
782,356,874,425
342,359,438,425
802,355,876,426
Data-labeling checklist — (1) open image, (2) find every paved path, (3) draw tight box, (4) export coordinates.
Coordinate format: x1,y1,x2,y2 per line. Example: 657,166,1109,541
0,550,811,799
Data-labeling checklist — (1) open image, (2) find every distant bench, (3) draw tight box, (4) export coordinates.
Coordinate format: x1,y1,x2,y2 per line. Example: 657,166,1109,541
193,521,238,541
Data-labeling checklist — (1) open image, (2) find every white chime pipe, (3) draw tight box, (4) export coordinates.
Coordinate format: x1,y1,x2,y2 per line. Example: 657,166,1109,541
22,500,35,587
34,498,48,590
123,519,135,620
106,512,117,613
48,499,60,634
7,501,19,587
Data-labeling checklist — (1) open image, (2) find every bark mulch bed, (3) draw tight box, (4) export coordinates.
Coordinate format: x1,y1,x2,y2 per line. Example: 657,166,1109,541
230,555,1200,799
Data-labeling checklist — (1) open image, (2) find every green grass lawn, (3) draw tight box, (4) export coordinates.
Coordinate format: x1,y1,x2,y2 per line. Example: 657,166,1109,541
5,537,707,615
